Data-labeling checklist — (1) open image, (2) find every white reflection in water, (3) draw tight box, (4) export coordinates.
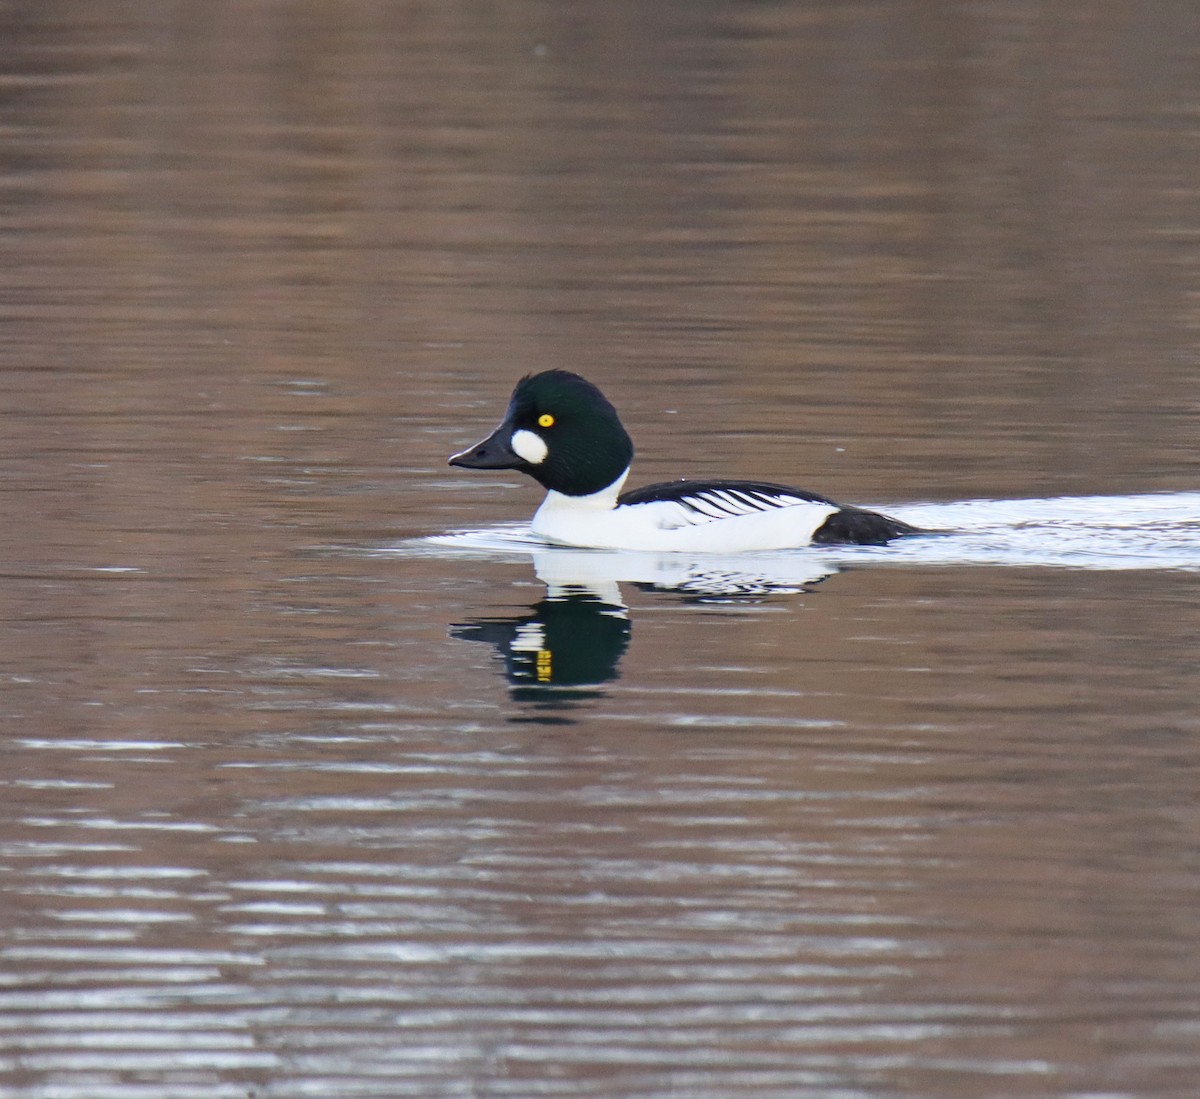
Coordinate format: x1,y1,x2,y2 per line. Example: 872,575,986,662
415,492,1200,704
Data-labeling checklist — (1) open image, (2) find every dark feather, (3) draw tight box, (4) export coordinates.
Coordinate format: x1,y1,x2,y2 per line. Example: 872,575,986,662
811,506,920,546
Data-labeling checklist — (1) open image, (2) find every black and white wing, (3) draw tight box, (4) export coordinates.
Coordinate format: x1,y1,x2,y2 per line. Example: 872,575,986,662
619,479,834,517
617,479,834,527
617,478,918,545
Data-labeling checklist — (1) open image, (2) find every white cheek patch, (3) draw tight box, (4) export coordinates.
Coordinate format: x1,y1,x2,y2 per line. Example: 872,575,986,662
510,621,546,652
511,428,548,465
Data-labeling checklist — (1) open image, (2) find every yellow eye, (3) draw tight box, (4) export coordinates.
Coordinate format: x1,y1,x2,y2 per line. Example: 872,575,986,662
538,413,555,428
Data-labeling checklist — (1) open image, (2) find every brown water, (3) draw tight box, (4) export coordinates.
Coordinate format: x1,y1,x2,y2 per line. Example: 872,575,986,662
3,4,1200,1097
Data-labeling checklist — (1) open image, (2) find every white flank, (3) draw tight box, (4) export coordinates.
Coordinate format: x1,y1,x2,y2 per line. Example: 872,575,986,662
529,474,839,552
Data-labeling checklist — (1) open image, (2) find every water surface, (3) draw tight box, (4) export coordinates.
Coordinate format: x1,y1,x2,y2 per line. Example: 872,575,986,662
2,3,1200,1098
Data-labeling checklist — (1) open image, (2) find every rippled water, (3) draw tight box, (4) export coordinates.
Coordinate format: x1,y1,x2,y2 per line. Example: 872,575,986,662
3,3,1200,1098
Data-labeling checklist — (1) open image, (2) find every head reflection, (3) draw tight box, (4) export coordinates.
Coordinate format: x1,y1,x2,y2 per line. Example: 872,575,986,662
450,588,630,704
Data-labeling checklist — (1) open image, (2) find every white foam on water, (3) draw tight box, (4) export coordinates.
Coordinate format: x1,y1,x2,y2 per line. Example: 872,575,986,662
412,493,1200,574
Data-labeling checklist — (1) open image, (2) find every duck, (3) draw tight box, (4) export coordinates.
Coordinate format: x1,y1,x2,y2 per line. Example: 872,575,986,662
448,370,920,552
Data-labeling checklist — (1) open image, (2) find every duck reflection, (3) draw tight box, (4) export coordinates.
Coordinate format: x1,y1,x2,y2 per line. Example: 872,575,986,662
451,588,630,703
450,547,835,703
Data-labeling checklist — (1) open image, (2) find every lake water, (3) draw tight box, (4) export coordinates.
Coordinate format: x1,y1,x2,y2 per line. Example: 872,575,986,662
3,3,1200,1097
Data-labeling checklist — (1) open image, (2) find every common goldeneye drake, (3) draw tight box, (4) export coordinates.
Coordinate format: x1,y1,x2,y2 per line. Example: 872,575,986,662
448,370,920,552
